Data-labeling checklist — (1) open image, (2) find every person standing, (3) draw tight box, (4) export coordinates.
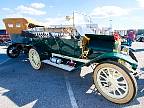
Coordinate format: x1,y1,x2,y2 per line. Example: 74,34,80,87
127,31,135,47
113,32,122,52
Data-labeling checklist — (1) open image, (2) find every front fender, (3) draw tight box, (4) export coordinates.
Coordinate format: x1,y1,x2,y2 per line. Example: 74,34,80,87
89,52,138,70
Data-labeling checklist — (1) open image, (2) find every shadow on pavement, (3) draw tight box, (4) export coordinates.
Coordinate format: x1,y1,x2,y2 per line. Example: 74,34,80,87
0,57,71,108
0,57,143,108
65,69,143,108
0,54,9,63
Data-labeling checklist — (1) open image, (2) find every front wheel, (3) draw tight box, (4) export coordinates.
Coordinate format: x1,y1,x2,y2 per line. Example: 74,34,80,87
29,48,42,70
93,61,137,104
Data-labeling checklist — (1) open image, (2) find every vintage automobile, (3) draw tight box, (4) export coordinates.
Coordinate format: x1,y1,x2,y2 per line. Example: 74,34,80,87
3,18,138,104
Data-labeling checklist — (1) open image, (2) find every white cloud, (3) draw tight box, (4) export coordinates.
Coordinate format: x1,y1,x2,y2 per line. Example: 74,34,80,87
31,3,45,9
43,13,91,26
5,13,24,18
16,5,46,16
45,17,66,25
48,5,55,8
136,0,144,8
2,3,46,16
2,8,10,11
90,6,130,18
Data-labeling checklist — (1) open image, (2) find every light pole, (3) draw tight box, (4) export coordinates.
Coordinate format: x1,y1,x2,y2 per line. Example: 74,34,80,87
109,19,112,35
72,11,75,36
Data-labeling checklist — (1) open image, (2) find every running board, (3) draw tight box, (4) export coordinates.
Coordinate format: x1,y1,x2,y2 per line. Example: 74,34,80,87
52,53,90,63
42,60,75,71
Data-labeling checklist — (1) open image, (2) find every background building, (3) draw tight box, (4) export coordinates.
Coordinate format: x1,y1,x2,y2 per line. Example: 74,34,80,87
0,29,10,43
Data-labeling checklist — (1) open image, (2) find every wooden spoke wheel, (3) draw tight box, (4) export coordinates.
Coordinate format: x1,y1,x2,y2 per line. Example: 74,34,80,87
93,61,137,104
29,48,41,70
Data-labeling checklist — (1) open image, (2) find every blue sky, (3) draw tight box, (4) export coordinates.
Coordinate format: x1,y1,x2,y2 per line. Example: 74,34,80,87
0,0,144,30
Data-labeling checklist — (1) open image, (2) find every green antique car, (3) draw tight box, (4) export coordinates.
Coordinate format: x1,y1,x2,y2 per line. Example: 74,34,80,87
3,18,138,104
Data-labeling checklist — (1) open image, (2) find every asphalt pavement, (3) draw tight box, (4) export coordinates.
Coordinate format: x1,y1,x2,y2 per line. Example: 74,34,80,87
0,45,9,64
0,42,144,108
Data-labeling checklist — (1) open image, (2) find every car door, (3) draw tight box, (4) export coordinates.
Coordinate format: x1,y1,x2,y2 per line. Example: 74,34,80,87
56,37,81,57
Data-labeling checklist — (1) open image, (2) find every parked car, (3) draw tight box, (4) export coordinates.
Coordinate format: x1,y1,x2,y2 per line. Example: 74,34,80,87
3,18,139,104
136,34,144,42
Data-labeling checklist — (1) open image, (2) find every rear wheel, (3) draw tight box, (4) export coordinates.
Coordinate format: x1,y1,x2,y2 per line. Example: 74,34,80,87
93,61,137,104
29,48,42,70
7,44,20,58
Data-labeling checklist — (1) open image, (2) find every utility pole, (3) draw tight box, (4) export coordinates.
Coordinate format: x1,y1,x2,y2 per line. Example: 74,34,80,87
72,11,75,28
89,16,91,28
72,11,75,36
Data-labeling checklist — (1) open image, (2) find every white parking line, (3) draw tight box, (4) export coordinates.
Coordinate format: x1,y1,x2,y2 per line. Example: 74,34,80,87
64,73,78,108
0,58,11,65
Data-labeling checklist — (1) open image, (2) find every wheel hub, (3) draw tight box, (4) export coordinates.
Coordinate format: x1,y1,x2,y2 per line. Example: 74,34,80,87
12,49,18,54
107,81,112,87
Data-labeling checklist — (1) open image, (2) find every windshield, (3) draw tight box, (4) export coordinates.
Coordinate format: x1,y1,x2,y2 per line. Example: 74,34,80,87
71,12,95,36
